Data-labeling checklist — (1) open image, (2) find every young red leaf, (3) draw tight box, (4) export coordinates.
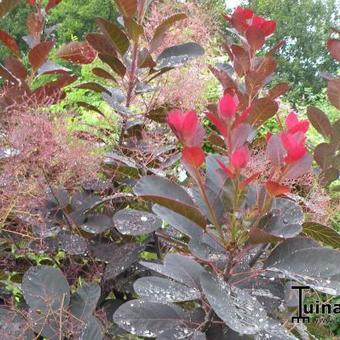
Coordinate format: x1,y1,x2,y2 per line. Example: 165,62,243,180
167,110,205,147
0,30,19,55
182,146,205,168
28,40,54,72
218,94,237,119
4,57,27,80
239,172,261,190
260,20,276,36
115,0,137,18
27,12,43,38
56,42,97,64
231,146,250,169
27,0,35,5
266,181,290,197
327,39,340,61
216,158,235,179
281,132,307,163
286,112,309,134
206,111,228,136
246,25,265,50
45,0,62,13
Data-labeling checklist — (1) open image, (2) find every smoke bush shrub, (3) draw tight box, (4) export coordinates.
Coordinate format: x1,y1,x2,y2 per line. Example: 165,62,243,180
110,7,340,339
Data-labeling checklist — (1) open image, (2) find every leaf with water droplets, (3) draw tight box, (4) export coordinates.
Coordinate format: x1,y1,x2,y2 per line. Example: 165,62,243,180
91,242,145,282
113,209,162,236
265,241,340,295
200,272,269,335
58,231,88,255
113,300,190,338
80,214,113,234
141,253,206,290
22,265,70,312
249,198,304,243
134,276,200,303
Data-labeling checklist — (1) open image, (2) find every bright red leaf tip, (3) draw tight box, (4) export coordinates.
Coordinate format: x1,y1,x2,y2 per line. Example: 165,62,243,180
206,111,228,136
266,181,290,196
218,94,237,120
234,7,254,20
261,20,276,36
167,110,205,147
182,146,205,168
216,159,235,179
286,111,309,134
231,146,250,169
281,131,307,163
266,132,272,141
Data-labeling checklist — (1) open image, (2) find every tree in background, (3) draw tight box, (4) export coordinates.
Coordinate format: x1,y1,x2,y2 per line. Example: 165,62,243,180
247,0,339,104
0,0,118,60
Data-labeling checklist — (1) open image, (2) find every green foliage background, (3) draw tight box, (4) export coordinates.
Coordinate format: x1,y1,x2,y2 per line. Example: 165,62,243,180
246,0,339,104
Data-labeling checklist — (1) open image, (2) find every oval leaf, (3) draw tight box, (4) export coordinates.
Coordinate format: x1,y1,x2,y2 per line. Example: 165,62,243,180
200,272,268,335
56,41,96,64
22,265,70,312
134,175,206,228
307,107,332,138
113,300,189,338
150,13,187,52
113,209,162,235
303,222,340,249
134,277,200,303
96,18,129,56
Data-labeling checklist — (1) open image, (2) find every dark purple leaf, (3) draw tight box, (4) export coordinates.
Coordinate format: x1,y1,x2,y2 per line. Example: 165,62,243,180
113,209,162,235
134,175,206,228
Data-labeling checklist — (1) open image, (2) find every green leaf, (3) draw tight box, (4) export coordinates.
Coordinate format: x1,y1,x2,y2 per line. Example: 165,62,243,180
96,18,129,56
303,222,340,249
134,175,207,228
150,13,187,52
307,106,332,138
